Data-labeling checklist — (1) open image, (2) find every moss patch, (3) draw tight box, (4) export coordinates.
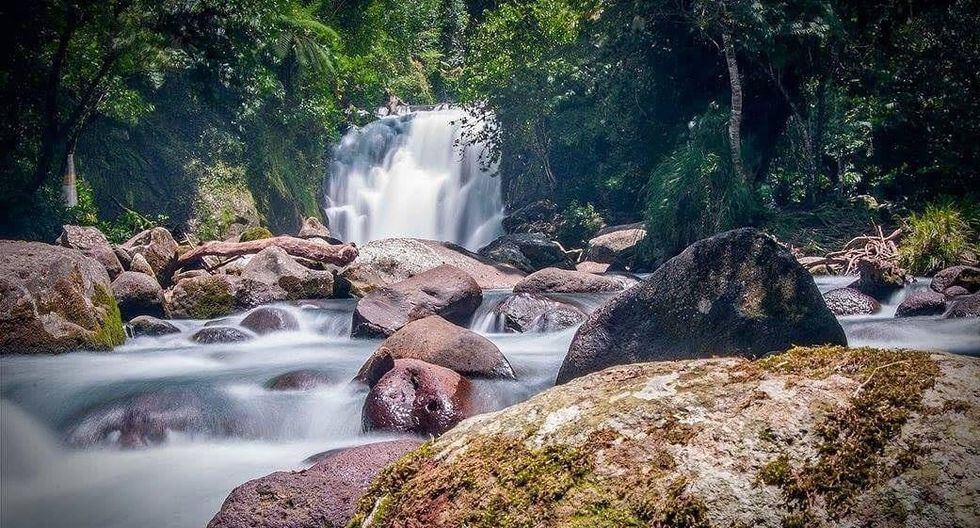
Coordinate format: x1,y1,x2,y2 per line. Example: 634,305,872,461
753,346,939,521
90,283,126,348
240,226,273,242
178,277,236,319
348,435,708,528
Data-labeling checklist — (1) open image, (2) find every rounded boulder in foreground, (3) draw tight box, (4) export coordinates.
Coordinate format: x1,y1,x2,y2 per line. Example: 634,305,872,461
240,306,299,335
362,358,475,436
822,287,880,316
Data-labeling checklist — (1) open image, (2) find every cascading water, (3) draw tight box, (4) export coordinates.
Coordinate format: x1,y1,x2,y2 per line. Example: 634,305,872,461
324,108,503,250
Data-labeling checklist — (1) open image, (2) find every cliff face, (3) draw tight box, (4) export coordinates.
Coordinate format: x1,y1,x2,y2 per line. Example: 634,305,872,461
350,346,979,528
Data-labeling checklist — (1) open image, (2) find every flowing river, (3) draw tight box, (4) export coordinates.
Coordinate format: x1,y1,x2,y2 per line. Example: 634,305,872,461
1,282,978,528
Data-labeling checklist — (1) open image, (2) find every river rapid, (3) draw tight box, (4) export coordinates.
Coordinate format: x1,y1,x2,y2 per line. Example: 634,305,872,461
1,279,978,528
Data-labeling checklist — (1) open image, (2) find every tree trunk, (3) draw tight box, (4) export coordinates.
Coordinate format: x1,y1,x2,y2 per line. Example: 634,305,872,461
722,31,746,184
177,236,359,268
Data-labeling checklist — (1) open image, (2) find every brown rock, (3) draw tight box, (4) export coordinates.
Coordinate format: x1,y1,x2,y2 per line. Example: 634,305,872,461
207,440,421,528
351,265,482,338
513,267,625,294
190,326,253,344
266,370,333,391
56,225,123,279
492,293,586,333
164,274,238,319
356,316,514,381
847,258,910,300
944,293,980,318
297,216,332,240
362,359,476,435
240,306,299,335
111,271,164,320
822,287,881,316
583,223,646,264
931,265,980,295
128,253,155,276
127,315,180,337
896,290,947,317
237,247,334,307
121,227,178,284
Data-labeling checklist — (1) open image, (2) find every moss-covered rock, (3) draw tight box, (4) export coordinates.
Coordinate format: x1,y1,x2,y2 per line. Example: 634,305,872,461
349,346,978,528
239,226,273,242
164,274,238,319
1,241,125,353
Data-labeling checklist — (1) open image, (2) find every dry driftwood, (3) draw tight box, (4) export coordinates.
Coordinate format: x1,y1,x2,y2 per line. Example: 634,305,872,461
178,236,358,268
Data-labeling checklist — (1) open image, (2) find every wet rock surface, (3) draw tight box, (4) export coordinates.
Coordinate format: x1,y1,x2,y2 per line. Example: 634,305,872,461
896,289,948,317
558,228,846,384
56,225,123,279
240,306,299,334
822,287,881,316
847,258,909,300
237,247,334,307
478,233,572,273
111,271,165,320
191,326,253,344
513,267,626,294
351,264,482,338
266,369,333,391
356,315,514,380
492,293,586,333
944,293,980,318
931,265,980,295
207,439,421,528
362,358,475,436
127,315,180,337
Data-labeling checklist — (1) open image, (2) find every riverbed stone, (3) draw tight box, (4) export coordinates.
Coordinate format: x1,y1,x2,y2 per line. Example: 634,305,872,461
351,264,482,338
355,315,514,381
896,289,947,317
362,358,476,436
583,222,646,264
266,369,333,391
348,347,977,528
237,246,334,307
492,293,586,333
128,253,156,276
190,326,253,344
931,265,980,295
478,233,573,273
164,274,238,319
822,287,881,316
513,267,625,294
111,271,165,320
501,199,560,236
0,241,125,354
56,225,123,279
558,228,847,384
121,227,178,284
847,258,909,300
127,315,180,337
207,439,421,528
944,293,980,318
340,238,524,296
240,306,299,335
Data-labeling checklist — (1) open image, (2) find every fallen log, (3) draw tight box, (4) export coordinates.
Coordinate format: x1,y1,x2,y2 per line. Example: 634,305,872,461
177,236,358,268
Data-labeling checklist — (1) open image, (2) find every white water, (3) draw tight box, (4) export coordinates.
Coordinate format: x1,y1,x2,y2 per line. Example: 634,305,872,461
1,285,978,528
324,109,503,250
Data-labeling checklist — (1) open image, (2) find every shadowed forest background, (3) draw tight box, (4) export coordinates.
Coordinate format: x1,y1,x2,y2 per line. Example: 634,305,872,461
1,0,977,269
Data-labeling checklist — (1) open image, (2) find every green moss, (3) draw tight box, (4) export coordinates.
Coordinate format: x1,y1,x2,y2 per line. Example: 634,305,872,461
180,277,235,319
753,346,939,520
90,283,126,348
240,226,273,242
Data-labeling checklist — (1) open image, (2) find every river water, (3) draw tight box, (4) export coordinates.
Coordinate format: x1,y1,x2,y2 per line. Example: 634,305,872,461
2,283,978,528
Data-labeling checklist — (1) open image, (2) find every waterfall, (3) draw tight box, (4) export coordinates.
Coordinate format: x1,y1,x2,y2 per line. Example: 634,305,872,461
324,108,503,250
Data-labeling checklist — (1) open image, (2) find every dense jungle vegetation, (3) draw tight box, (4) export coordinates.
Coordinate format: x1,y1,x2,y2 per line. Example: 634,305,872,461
1,0,978,266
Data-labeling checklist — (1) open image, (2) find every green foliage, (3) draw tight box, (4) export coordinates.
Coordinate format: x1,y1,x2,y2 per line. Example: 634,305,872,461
643,107,757,259
899,201,979,275
69,178,169,244
556,201,604,248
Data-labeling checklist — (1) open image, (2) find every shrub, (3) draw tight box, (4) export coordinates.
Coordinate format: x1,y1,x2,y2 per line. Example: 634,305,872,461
899,201,978,274
556,201,604,248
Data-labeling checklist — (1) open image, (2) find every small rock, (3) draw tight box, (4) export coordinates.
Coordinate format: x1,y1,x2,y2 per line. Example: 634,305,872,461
896,290,947,317
111,271,165,320
847,259,909,300
266,370,332,391
297,216,332,239
240,307,299,335
191,326,253,344
121,227,178,284
56,225,123,279
129,253,156,276
513,267,625,294
127,316,180,337
492,293,586,333
931,265,980,295
362,359,476,436
478,233,572,273
114,245,133,269
944,293,980,318
583,223,646,264
351,264,482,338
822,287,881,316
164,274,239,319
355,316,514,381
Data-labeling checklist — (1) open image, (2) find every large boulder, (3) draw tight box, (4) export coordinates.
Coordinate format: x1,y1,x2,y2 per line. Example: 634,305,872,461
931,265,980,295
56,225,123,279
340,238,524,296
896,289,948,317
492,293,586,333
583,222,646,264
821,287,881,316
237,246,334,307
513,267,626,294
349,347,978,528
207,440,421,528
477,233,572,273
558,228,846,384
0,241,125,354
111,271,164,320
240,306,299,335
362,359,476,436
355,316,514,381
120,227,178,284
944,293,980,318
164,274,238,319
351,265,482,338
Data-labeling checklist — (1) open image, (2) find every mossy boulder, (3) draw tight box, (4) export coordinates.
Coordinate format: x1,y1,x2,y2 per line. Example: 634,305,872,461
0,241,125,354
559,228,846,384
164,274,238,319
350,346,978,528
239,226,273,242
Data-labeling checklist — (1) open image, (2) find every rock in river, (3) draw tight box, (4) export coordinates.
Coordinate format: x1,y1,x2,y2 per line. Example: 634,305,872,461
127,315,180,337
362,358,476,436
931,265,980,295
266,369,333,391
0,241,125,354
207,439,421,528
478,233,573,273
191,326,253,344
821,287,880,316
513,267,627,294
120,227,178,284
348,346,978,528
111,271,165,320
355,315,514,380
351,264,482,338
237,246,334,307
240,306,299,334
558,228,846,384
164,274,239,320
492,293,586,333
896,289,947,317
